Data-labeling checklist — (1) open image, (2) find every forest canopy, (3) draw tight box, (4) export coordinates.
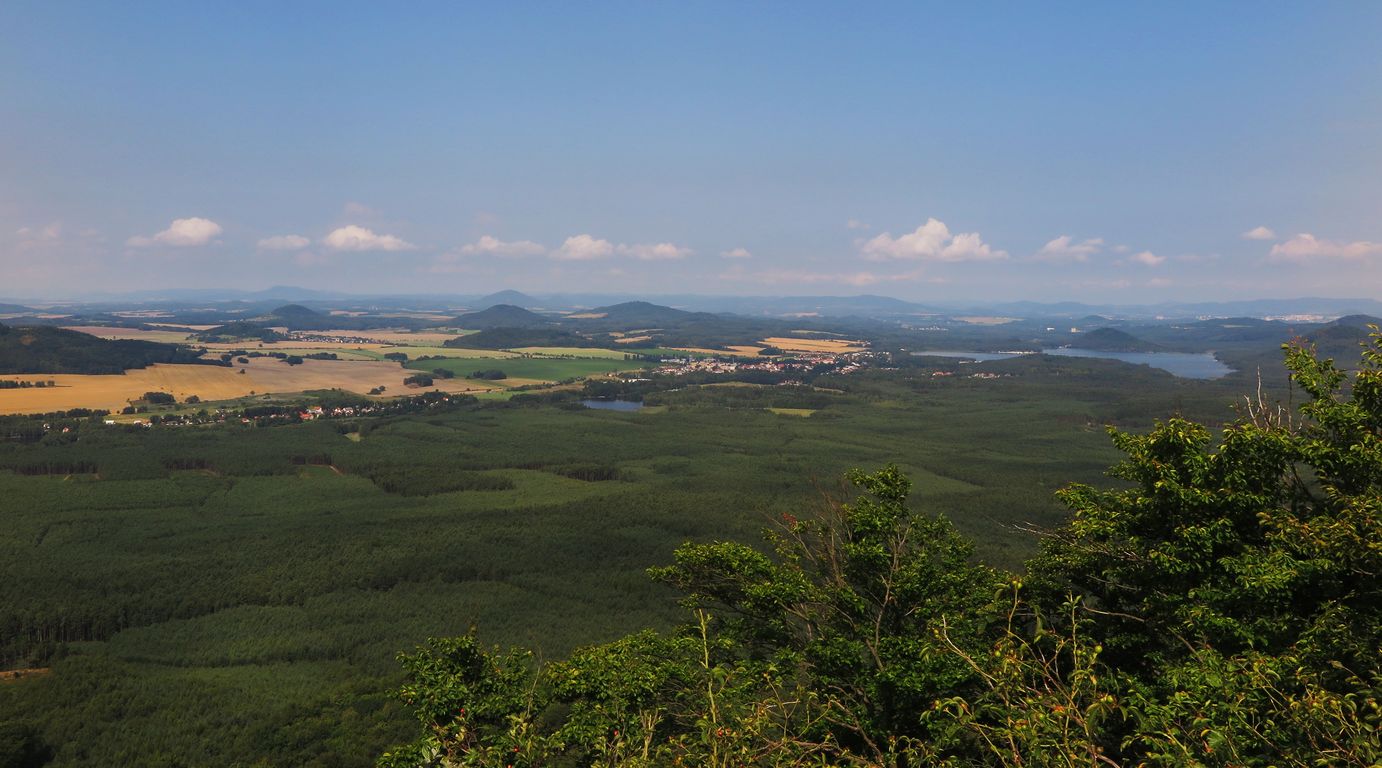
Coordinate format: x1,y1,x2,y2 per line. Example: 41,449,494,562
379,334,1382,767
0,323,215,374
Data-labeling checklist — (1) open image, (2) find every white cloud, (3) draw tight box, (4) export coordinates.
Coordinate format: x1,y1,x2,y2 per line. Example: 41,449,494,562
1035,235,1104,262
550,235,691,261
860,218,1006,262
618,242,692,260
17,222,62,242
1129,250,1166,266
846,218,870,230
459,235,546,257
257,234,311,251
720,247,752,259
1241,226,1276,240
322,225,415,252
553,234,616,260
127,217,222,247
1268,233,1382,263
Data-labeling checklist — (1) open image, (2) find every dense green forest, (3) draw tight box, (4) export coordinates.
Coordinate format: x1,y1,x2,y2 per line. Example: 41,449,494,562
0,330,1372,766
0,323,214,374
0,351,1256,767
375,336,1381,766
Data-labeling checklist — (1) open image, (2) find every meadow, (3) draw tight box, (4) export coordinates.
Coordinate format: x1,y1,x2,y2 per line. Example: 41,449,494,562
410,355,650,383
0,357,1255,767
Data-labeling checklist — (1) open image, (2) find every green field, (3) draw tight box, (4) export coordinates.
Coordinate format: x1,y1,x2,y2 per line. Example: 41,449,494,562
352,346,516,361
410,355,650,382
507,346,644,359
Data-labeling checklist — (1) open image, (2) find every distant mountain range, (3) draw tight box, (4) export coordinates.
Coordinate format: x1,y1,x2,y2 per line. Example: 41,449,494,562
12,287,1382,323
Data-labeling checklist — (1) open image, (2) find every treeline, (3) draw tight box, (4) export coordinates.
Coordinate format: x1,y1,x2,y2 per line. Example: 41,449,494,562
0,323,219,374
378,338,1382,767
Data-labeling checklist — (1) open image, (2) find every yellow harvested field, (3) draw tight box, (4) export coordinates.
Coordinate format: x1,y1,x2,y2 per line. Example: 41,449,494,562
61,326,196,343
613,335,652,344
147,323,222,331
199,341,390,352
669,346,764,357
0,358,498,414
760,337,868,353
564,312,607,319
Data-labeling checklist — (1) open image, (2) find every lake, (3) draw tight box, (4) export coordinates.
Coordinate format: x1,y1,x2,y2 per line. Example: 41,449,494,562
581,399,644,411
912,349,1232,379
1041,349,1232,379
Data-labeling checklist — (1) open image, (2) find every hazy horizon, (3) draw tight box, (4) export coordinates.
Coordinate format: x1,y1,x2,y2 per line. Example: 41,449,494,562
4,3,1380,302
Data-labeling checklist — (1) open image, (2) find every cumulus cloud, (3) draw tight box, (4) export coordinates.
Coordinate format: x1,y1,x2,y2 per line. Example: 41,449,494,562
1268,233,1382,263
127,217,223,247
459,235,546,257
720,247,752,259
1241,226,1276,240
860,218,1006,262
1035,235,1104,262
322,225,415,252
257,234,311,251
553,234,616,260
1129,250,1166,266
551,235,692,261
617,242,692,260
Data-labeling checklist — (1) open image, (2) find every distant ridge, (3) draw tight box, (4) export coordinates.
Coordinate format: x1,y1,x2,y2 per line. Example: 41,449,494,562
476,290,540,309
581,301,709,326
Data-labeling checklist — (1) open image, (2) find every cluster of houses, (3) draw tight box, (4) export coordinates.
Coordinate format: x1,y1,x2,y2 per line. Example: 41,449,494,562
651,352,874,378
928,370,1010,380
288,332,380,345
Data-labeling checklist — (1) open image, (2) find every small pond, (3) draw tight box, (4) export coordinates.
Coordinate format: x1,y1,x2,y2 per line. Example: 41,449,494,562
581,399,644,411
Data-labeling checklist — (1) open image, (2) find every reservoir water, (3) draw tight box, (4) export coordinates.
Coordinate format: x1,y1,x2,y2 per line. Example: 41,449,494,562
913,349,1232,379
581,399,644,411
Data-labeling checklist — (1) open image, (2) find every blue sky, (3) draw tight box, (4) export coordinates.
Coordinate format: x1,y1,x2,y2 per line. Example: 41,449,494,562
3,2,1380,301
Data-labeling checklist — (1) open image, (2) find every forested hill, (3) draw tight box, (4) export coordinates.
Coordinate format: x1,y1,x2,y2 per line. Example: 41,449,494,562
453,304,553,329
1077,327,1163,352
0,323,214,374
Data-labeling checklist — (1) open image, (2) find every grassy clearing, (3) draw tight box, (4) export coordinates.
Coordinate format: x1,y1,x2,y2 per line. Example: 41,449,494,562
59,326,196,344
767,407,816,417
354,346,517,361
